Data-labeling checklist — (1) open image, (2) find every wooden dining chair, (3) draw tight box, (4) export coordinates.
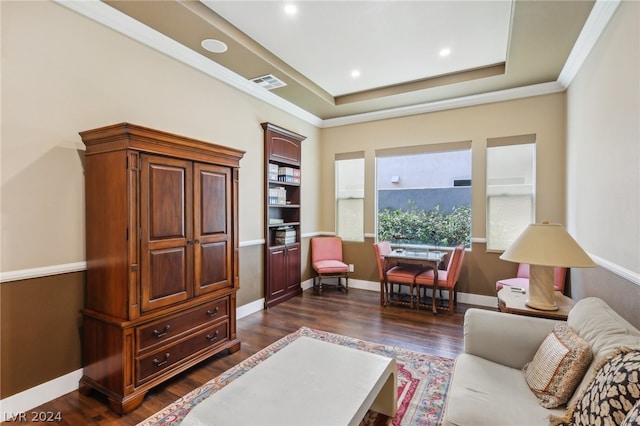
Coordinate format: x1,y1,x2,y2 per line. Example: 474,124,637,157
311,236,349,294
414,244,465,313
373,241,425,307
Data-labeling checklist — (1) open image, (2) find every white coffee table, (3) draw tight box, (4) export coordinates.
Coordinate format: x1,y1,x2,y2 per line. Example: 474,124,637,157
182,336,397,425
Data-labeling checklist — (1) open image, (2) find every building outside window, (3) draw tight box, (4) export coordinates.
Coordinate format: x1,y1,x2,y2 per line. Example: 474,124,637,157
376,145,472,248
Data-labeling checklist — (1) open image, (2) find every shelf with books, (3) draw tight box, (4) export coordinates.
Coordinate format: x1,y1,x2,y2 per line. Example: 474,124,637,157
262,122,306,308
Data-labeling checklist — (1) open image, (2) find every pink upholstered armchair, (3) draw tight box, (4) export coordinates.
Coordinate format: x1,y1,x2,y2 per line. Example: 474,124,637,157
311,237,349,294
496,263,567,293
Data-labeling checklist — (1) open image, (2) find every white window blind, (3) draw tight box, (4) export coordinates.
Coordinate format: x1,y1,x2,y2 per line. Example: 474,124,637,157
335,155,365,242
486,138,536,251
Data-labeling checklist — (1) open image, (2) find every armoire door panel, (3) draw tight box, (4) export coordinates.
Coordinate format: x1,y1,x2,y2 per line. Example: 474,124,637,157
141,155,193,312
194,163,232,296
142,247,189,311
196,241,229,294
146,161,191,240
195,164,229,237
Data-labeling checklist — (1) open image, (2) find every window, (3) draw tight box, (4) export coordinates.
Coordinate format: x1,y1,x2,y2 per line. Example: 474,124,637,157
486,136,536,251
375,143,472,248
335,153,364,242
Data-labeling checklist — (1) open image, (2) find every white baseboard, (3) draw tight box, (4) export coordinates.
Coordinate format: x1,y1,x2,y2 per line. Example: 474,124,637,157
347,278,380,292
456,291,498,308
305,278,498,308
305,278,498,309
0,300,263,415
236,298,264,319
0,369,83,416
0,282,496,414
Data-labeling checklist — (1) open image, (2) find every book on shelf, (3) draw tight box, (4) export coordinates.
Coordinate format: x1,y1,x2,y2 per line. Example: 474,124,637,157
268,187,287,205
275,226,296,245
275,237,296,244
268,163,279,181
278,166,300,184
275,227,296,237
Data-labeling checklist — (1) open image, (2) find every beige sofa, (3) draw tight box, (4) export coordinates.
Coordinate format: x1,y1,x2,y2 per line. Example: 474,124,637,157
442,297,640,426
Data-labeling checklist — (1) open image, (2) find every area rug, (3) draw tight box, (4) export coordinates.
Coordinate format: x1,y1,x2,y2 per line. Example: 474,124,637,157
137,326,454,426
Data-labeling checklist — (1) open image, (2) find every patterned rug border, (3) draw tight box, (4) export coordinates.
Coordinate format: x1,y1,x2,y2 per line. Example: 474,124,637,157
137,326,454,426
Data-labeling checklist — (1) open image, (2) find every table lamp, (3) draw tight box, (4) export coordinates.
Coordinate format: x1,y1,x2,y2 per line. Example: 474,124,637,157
500,221,596,311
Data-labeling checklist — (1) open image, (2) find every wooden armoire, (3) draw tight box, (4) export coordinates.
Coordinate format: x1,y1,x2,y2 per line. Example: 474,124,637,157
79,123,244,413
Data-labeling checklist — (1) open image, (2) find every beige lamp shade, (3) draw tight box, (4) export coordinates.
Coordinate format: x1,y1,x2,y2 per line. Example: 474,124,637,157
500,222,595,311
500,222,596,267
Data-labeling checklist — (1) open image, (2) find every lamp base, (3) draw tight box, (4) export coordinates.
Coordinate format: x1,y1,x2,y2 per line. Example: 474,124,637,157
525,264,559,311
525,299,559,311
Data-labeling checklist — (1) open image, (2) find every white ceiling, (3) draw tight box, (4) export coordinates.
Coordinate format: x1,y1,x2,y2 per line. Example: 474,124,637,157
202,1,512,97
68,0,620,125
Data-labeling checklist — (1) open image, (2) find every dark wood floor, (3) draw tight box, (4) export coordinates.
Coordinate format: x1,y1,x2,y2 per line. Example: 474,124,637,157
10,288,484,425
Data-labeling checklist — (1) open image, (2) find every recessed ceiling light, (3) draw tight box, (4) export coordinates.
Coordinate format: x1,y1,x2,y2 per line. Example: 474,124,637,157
284,4,297,15
439,48,451,57
201,39,228,53
351,70,361,78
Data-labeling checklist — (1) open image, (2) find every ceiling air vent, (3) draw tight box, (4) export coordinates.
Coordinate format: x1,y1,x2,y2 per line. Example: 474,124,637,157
250,74,287,90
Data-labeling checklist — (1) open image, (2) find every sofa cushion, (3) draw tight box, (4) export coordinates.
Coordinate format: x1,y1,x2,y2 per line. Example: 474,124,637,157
568,298,640,363
552,348,640,426
621,400,640,426
567,298,640,407
442,353,565,426
523,323,592,408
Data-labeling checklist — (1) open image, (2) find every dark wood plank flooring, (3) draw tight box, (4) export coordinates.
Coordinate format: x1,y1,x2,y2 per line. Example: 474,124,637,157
7,288,485,425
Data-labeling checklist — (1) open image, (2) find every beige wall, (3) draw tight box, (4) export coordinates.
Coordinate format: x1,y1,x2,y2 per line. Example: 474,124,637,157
0,273,84,398
320,94,568,298
1,0,638,402
565,0,640,326
0,0,321,273
321,95,567,236
0,0,321,397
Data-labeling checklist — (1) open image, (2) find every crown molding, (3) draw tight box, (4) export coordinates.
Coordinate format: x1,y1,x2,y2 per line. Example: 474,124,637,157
55,0,323,127
557,0,622,88
321,81,565,128
55,0,618,129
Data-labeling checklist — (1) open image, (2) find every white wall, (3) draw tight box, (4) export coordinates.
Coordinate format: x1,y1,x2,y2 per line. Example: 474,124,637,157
566,0,640,324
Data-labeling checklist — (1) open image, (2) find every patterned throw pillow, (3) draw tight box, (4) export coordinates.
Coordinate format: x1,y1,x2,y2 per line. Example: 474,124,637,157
523,323,592,408
551,348,640,426
621,400,640,426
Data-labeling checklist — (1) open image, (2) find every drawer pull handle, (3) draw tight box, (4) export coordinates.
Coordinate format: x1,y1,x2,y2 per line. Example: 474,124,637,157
206,330,219,342
153,325,170,338
153,353,170,367
206,307,220,317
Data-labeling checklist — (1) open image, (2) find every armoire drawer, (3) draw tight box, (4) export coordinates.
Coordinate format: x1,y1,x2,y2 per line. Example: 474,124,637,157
136,297,229,353
136,321,229,385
